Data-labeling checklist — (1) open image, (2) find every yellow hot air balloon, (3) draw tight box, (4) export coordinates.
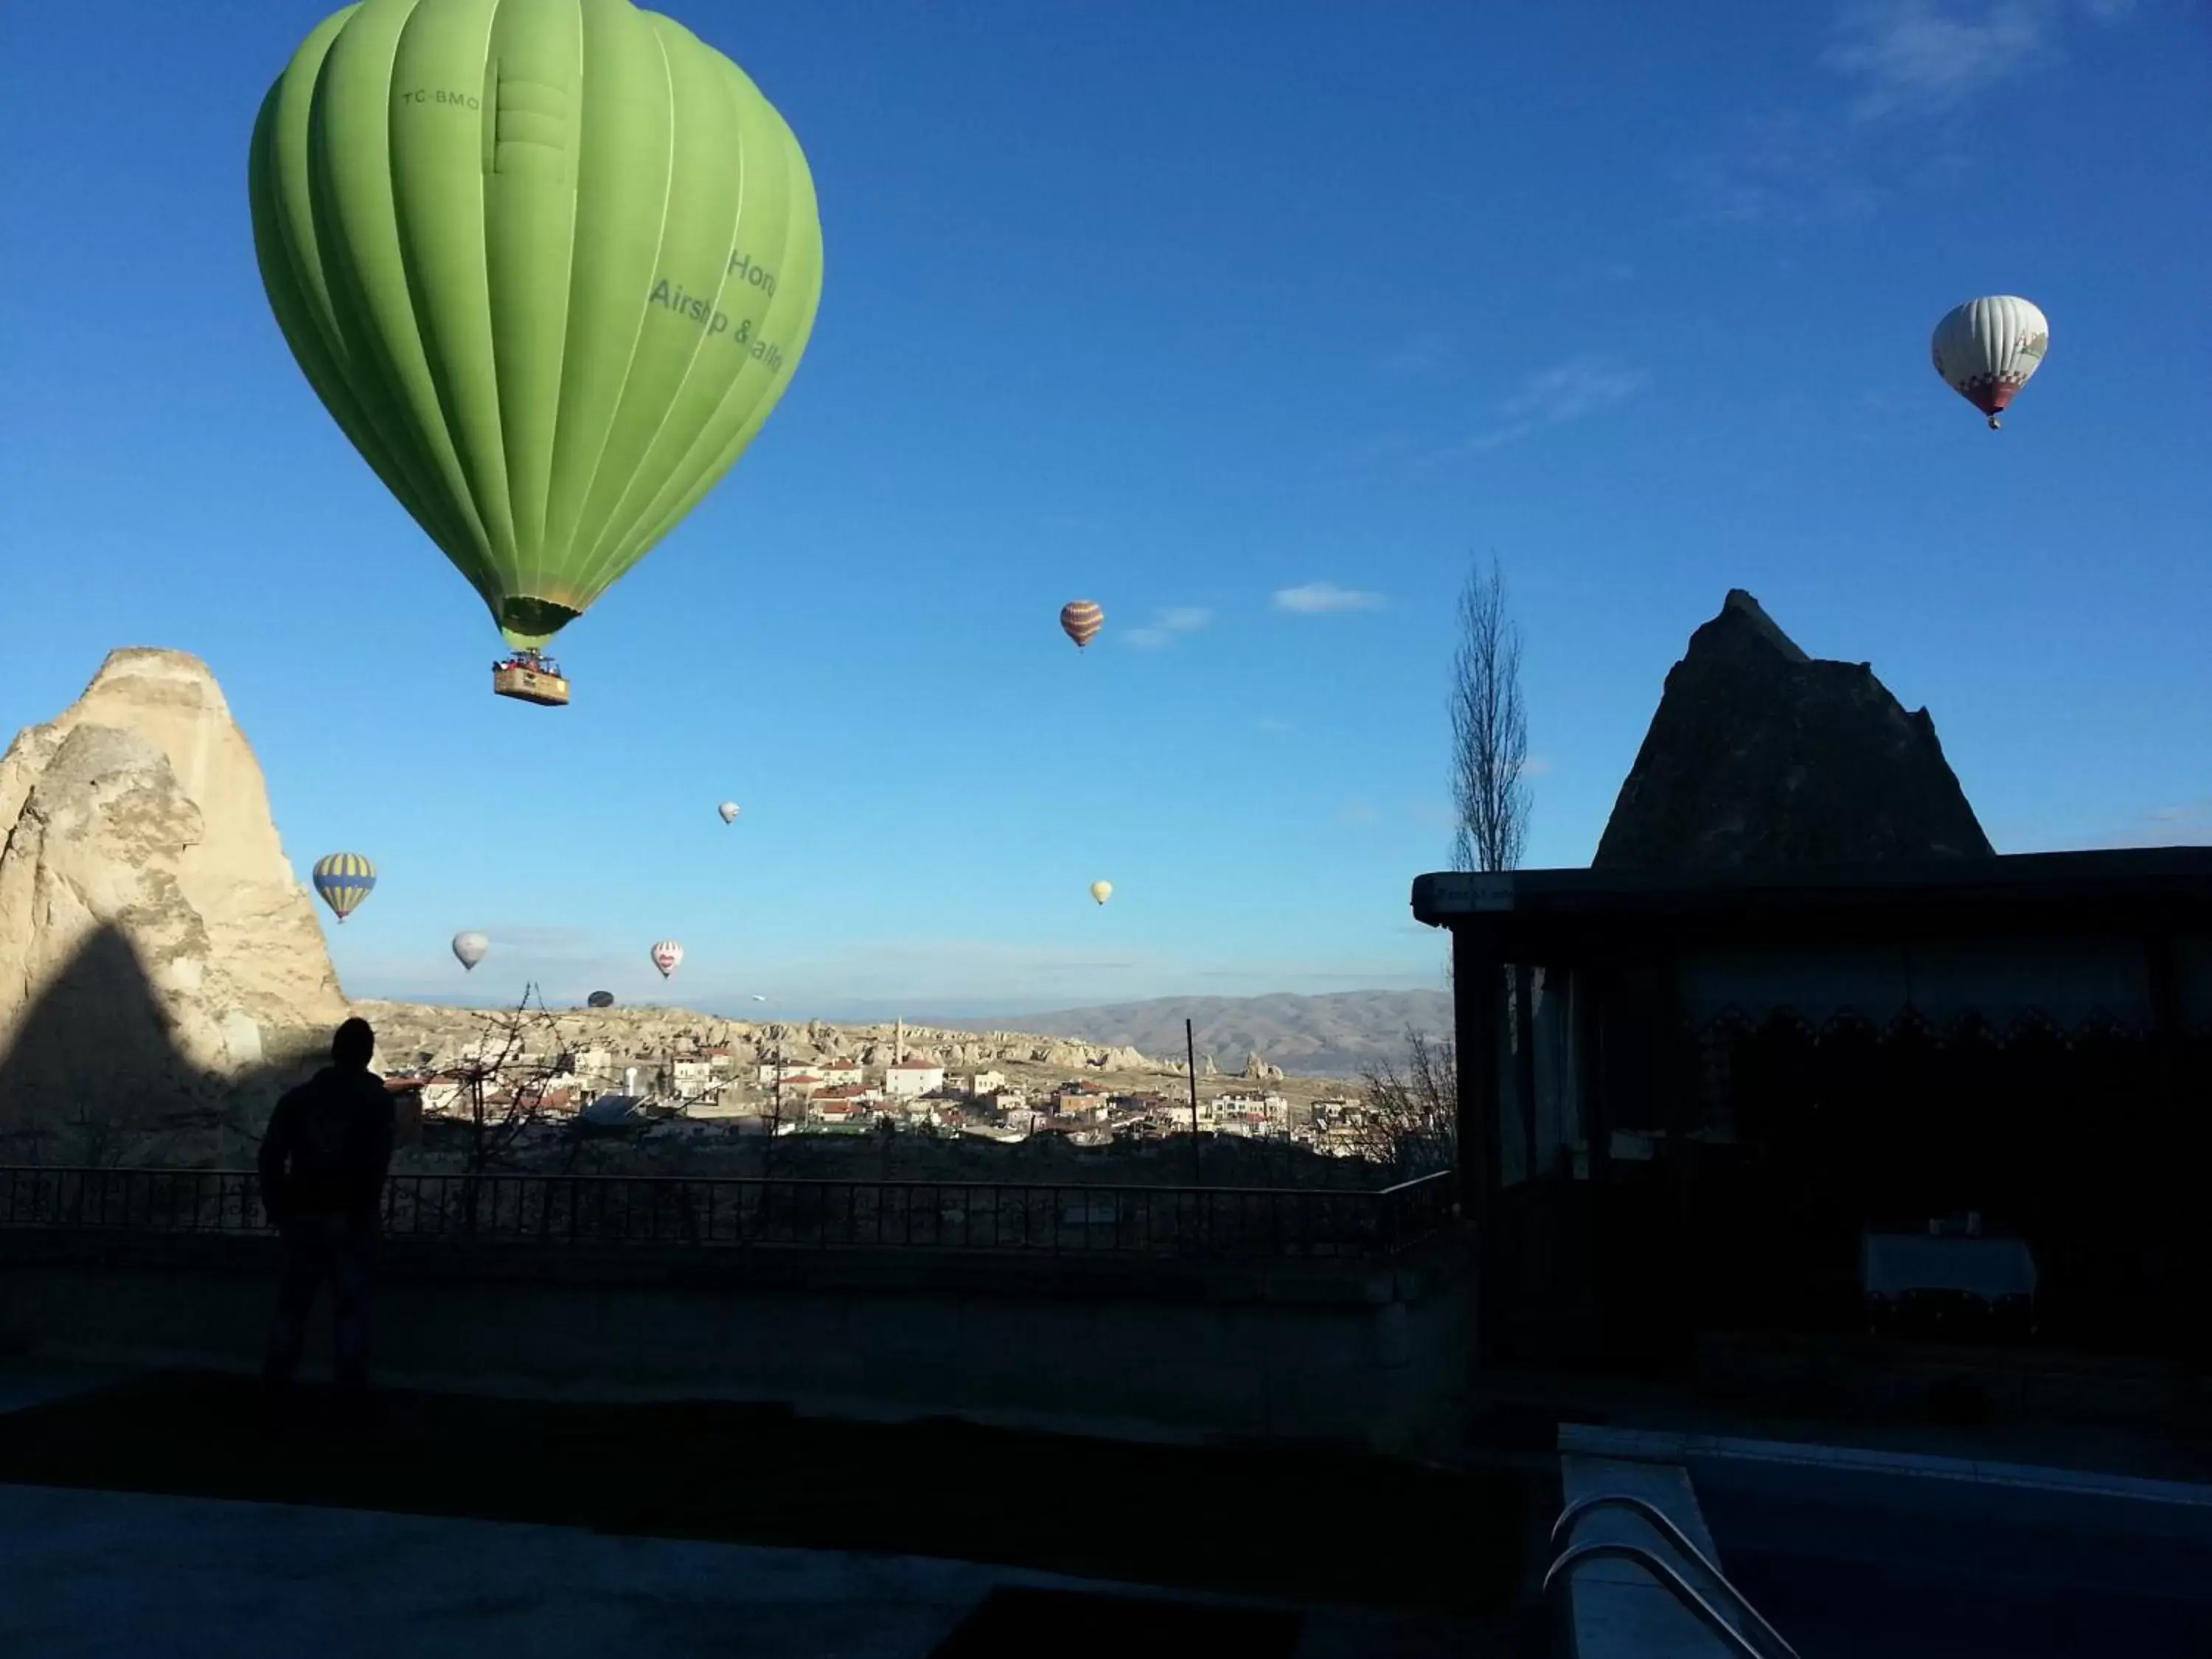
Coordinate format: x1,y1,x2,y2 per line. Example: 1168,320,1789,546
249,0,825,703
1090,880,1113,905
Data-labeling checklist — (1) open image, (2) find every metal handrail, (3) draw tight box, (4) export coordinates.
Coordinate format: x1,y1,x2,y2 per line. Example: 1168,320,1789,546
1544,1543,1768,1659
0,1165,1458,1259
1549,1492,1803,1659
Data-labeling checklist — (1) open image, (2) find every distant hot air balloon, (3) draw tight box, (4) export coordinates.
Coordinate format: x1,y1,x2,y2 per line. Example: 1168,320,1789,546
1931,296,2049,430
587,990,616,1009
311,852,376,923
1090,880,1113,905
452,931,490,971
651,939,684,978
248,0,825,698
718,801,741,824
1060,600,1105,650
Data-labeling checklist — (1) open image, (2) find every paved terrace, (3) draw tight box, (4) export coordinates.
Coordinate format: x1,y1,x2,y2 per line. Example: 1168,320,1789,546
0,1164,1548,1655
0,1365,1539,1658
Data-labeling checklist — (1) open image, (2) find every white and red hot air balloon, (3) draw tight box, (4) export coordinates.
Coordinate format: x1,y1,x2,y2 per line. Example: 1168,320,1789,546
1931,296,2049,430
650,939,684,978
1060,599,1104,649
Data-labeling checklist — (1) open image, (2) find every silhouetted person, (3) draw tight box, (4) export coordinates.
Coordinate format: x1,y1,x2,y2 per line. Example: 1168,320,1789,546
259,1017,395,1401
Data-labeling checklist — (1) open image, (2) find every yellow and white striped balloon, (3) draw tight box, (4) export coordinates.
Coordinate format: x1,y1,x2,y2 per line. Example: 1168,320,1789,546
311,852,376,922
1060,599,1105,649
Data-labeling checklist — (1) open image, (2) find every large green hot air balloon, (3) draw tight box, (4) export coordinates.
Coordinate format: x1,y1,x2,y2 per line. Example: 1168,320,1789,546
249,0,824,695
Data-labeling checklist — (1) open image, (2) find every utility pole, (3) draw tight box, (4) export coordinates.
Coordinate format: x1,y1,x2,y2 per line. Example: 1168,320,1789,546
1186,1017,1202,1186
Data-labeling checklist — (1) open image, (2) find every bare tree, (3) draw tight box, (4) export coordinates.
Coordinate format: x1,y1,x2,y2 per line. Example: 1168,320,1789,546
1356,1029,1458,1180
436,985,582,1180
1450,554,1530,874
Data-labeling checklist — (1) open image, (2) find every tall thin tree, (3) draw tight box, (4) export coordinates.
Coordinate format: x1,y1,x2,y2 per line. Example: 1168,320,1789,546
1449,554,1530,873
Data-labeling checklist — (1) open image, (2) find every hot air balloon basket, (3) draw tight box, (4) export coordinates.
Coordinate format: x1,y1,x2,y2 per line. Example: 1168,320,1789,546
493,664,571,706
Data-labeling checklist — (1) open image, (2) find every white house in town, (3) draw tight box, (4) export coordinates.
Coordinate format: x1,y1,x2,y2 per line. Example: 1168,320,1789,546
883,1060,947,1099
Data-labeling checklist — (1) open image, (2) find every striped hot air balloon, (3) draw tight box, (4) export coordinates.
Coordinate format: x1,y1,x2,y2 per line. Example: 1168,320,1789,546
1060,599,1104,649
651,939,684,978
311,852,376,922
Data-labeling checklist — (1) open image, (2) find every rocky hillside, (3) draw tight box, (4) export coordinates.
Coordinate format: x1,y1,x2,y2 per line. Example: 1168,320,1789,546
925,991,1452,1078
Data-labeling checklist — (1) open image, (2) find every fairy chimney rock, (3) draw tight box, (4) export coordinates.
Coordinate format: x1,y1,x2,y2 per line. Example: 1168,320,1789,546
0,648,347,1127
1593,591,1994,872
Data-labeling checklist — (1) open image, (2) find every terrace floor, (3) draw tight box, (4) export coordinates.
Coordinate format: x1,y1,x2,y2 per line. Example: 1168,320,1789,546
0,1363,1542,1658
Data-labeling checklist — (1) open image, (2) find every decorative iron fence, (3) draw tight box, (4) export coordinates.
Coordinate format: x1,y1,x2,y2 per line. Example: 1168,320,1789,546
0,1166,1457,1260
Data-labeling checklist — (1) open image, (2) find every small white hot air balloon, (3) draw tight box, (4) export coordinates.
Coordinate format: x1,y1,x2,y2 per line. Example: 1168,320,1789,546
1090,880,1113,905
651,939,684,978
717,802,741,824
452,931,490,971
1931,296,2049,430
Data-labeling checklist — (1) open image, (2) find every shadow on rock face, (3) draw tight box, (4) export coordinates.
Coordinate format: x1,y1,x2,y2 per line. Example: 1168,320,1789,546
0,921,323,1167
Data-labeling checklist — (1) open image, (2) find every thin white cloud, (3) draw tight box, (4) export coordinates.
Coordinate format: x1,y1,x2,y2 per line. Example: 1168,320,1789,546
1827,0,2056,122
1122,605,1213,650
1500,358,1652,424
1256,717,1294,734
475,924,597,951
2114,800,2212,848
1272,582,1385,615
1336,800,1381,827
1681,1,2135,227
1454,357,1649,454
1674,113,1886,228
1329,430,1425,481
1378,332,1458,378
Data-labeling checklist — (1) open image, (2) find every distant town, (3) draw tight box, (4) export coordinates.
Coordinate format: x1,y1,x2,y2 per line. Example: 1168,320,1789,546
363,1007,1393,1161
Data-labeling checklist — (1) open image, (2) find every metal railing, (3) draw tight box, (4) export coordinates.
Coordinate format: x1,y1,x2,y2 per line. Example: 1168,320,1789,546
0,1166,1456,1259
1545,1492,1802,1659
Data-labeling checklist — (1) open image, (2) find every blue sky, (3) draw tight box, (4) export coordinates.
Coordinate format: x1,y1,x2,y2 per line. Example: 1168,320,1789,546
1,0,2206,1019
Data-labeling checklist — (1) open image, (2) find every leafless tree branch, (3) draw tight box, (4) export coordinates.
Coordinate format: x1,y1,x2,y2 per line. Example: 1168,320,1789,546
1450,553,1530,874
1356,1029,1458,1180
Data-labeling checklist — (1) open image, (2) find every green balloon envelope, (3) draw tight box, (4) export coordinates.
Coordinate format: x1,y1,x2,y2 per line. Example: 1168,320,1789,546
249,0,824,650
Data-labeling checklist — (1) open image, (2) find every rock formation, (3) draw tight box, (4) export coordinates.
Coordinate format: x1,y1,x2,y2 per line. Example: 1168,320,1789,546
0,649,347,1142
1593,591,1994,872
1242,1051,1284,1081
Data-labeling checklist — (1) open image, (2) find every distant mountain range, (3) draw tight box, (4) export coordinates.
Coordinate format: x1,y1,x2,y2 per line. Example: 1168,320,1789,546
927,990,1452,1079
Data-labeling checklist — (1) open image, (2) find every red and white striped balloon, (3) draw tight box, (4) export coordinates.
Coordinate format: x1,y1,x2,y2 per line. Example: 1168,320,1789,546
650,939,684,978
